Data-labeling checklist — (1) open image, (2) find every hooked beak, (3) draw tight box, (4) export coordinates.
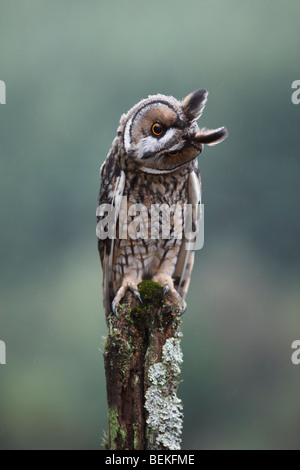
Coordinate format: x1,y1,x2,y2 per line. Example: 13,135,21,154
141,151,152,159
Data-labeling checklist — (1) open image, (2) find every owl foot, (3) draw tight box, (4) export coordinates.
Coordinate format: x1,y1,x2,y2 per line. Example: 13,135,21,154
162,283,187,316
112,284,143,315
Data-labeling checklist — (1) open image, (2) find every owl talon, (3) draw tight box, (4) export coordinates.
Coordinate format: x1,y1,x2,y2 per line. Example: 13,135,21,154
111,282,142,316
129,287,143,305
111,300,119,316
162,284,170,297
160,282,186,315
180,300,187,316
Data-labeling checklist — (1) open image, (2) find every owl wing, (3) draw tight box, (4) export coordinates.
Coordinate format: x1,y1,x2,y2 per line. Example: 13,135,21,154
97,145,125,316
173,164,201,299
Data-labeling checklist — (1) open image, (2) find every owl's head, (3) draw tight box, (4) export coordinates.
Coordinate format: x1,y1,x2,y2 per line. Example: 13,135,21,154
119,89,227,174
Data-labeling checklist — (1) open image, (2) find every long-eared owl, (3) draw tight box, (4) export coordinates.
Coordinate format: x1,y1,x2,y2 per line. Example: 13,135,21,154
97,89,227,319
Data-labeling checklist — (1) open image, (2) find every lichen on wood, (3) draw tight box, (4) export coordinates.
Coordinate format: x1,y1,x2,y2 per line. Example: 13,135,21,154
103,280,183,450
145,334,183,450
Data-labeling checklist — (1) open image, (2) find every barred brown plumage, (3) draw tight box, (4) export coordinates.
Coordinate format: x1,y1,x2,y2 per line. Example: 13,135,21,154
97,89,227,319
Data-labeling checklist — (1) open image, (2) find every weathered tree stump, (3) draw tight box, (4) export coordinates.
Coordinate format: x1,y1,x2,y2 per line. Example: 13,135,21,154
103,280,183,450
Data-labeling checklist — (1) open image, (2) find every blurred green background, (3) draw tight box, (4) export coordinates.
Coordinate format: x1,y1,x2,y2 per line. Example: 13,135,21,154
0,0,299,450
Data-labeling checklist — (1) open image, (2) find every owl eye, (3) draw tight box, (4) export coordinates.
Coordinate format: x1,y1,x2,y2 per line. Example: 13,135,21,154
151,122,163,136
167,151,179,157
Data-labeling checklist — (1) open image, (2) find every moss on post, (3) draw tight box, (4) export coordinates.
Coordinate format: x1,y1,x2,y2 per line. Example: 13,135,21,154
103,280,183,450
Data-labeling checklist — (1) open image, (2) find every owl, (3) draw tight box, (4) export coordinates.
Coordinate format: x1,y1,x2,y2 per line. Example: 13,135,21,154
97,89,227,319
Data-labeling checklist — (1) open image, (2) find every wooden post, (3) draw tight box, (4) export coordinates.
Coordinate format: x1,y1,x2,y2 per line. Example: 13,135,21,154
103,281,183,450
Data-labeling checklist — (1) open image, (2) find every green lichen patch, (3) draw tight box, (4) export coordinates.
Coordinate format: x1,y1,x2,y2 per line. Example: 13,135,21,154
133,424,138,450
104,325,137,383
108,405,127,449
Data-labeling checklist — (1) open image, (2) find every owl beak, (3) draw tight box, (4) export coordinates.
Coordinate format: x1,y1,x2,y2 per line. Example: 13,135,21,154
141,150,153,159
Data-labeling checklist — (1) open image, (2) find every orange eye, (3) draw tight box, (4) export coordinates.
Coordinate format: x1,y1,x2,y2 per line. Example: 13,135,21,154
151,122,163,136
167,151,179,157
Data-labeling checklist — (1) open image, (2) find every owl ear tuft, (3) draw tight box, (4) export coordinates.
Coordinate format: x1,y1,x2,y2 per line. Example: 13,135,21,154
195,126,228,146
182,88,208,121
